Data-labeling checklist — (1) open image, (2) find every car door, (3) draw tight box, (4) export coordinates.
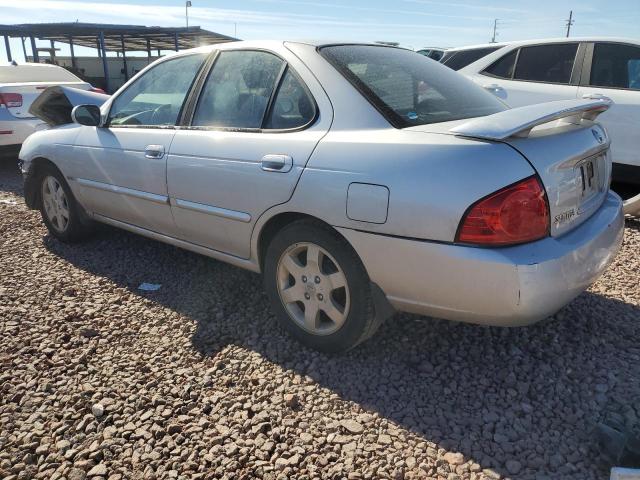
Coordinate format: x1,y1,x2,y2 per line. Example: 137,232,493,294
472,43,582,107
167,48,332,259
70,53,207,235
578,42,640,172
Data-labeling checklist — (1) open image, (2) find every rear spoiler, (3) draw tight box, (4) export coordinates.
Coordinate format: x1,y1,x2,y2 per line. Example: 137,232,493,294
450,99,612,141
29,86,109,126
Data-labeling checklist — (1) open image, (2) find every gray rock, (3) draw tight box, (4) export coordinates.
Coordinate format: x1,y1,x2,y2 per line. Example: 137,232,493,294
91,404,105,418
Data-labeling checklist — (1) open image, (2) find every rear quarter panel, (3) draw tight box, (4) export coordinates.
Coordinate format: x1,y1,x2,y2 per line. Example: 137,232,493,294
259,128,536,243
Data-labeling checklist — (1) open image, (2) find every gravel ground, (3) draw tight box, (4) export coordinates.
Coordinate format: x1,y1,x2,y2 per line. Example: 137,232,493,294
1,157,639,480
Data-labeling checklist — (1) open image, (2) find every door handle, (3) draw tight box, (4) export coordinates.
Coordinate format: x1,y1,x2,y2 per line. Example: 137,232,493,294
261,154,292,173
582,92,611,101
144,145,165,159
582,92,608,100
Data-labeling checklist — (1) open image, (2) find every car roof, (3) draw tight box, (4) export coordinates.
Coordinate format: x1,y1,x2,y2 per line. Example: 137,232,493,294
183,39,409,55
0,62,70,69
446,37,639,52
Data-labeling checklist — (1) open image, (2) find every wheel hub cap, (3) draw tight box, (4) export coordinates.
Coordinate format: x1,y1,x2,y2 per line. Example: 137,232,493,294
41,176,70,233
276,242,350,336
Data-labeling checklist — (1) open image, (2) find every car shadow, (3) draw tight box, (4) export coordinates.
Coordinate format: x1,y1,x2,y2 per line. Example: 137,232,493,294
38,220,640,479
0,157,23,196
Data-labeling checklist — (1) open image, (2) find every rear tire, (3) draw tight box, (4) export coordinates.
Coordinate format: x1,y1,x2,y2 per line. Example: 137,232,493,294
37,165,93,243
263,220,377,353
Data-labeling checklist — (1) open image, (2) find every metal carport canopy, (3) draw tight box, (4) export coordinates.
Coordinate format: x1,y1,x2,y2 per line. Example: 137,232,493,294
0,22,237,52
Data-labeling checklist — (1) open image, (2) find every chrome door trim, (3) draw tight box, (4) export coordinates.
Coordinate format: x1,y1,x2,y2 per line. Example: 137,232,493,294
173,198,252,223
72,177,169,204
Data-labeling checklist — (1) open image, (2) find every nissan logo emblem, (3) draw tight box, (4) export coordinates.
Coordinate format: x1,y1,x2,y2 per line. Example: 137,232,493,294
592,128,604,144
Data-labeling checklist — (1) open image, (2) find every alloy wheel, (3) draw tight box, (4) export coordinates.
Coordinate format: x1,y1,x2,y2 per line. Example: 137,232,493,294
41,175,70,233
276,242,350,336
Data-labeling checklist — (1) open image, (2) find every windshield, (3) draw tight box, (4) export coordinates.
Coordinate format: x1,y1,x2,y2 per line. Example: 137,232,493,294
320,45,506,128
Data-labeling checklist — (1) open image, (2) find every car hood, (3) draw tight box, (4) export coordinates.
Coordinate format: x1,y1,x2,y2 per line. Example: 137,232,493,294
28,85,109,126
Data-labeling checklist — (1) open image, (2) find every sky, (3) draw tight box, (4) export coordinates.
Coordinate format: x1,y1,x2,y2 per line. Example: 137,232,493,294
1,0,639,62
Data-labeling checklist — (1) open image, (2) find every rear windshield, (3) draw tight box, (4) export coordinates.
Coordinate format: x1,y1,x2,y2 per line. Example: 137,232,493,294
441,47,500,70
0,65,82,83
320,45,506,128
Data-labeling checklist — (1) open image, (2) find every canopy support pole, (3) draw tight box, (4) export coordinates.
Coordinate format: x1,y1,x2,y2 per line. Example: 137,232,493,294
29,36,39,63
3,35,11,63
99,31,110,94
69,36,77,70
20,37,27,62
120,34,129,81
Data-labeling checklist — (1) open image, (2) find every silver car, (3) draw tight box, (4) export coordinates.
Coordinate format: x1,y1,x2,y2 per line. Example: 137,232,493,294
19,41,624,352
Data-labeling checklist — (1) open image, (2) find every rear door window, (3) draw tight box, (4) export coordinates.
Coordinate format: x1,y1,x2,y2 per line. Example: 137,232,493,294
264,69,316,130
590,43,640,90
483,49,518,79
441,47,500,71
513,43,578,84
192,50,283,129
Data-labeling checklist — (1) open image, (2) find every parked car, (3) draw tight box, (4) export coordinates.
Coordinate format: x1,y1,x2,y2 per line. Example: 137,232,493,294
0,62,104,158
19,41,624,352
416,47,446,61
439,44,502,71
448,38,640,215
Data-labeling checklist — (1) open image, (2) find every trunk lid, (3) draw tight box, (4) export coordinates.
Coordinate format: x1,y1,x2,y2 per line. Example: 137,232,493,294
0,82,91,119
406,99,613,237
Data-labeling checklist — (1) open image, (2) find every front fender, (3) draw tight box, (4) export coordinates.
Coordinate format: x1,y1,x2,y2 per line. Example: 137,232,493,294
18,124,82,175
19,125,83,209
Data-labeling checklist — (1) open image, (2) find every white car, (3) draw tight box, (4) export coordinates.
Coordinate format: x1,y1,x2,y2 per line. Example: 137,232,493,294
416,47,446,61
0,62,102,158
449,38,640,214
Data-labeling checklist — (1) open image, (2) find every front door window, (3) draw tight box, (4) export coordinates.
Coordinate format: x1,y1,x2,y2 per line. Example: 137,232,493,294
108,53,207,126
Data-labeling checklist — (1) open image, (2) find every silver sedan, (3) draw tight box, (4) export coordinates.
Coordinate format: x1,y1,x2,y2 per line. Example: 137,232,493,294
19,41,624,352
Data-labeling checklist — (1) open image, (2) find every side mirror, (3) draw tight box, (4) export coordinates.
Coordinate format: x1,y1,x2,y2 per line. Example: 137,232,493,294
71,104,102,127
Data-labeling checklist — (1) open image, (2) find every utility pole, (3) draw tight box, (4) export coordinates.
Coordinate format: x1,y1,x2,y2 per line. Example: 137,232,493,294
565,10,574,37
490,19,498,43
185,1,192,28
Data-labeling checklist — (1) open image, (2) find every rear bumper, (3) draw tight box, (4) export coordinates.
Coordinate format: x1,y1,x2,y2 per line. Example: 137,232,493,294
0,108,46,147
338,191,624,326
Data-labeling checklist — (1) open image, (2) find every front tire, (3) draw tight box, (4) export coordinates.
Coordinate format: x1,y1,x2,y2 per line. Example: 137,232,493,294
264,220,377,353
37,165,92,243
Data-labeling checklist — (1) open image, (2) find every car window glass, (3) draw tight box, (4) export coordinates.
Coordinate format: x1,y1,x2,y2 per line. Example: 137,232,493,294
264,69,315,129
429,50,444,61
321,45,506,127
483,49,517,79
193,50,284,128
514,44,578,84
590,43,640,90
442,47,500,71
108,54,206,126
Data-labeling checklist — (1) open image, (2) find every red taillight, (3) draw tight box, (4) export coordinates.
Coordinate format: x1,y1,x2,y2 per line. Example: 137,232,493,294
0,93,23,108
456,176,550,246
89,87,106,94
